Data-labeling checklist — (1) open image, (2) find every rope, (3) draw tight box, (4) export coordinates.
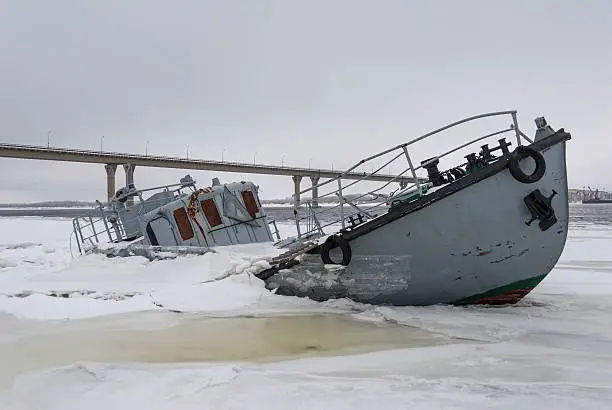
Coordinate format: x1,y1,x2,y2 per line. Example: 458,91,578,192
186,188,212,246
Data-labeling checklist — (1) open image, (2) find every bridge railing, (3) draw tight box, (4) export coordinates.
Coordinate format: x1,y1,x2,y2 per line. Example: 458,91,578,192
293,110,533,239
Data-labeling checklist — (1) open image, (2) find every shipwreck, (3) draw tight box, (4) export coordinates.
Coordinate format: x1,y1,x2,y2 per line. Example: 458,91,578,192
72,110,571,306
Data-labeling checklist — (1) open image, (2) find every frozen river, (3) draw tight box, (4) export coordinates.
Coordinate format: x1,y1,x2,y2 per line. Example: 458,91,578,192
1,204,611,409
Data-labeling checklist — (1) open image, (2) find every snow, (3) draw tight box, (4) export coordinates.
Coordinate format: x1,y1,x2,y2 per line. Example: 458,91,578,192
0,218,351,320
1,215,612,408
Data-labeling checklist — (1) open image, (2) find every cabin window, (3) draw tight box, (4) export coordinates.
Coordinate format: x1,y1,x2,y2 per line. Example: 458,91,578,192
201,199,223,227
173,208,194,240
241,190,259,218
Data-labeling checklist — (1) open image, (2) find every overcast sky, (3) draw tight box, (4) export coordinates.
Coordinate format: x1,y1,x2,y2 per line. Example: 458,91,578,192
1,0,610,202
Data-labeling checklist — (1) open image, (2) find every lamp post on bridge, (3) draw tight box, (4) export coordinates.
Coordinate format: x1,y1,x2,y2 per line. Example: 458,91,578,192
146,141,149,155
100,135,104,152
186,144,189,159
47,130,51,148
253,151,257,165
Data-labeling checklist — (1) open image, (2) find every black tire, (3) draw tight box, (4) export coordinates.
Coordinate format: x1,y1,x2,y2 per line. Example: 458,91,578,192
508,146,546,184
320,235,352,266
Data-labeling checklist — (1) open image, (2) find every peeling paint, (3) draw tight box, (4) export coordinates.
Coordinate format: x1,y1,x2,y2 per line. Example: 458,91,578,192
490,248,529,264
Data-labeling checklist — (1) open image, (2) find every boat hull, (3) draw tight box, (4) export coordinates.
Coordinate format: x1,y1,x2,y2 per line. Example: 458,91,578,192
267,133,570,306
582,199,612,204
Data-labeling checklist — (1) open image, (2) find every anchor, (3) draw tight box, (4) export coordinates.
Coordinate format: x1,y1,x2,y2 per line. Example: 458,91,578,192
523,189,558,231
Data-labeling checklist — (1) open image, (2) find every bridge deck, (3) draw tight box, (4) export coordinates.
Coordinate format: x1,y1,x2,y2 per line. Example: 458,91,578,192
0,143,417,183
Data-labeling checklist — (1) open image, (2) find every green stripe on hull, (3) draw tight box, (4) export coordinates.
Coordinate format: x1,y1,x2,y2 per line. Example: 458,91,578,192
453,273,549,305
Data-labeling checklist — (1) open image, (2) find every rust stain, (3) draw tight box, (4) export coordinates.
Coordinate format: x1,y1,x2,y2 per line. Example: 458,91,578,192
474,288,533,305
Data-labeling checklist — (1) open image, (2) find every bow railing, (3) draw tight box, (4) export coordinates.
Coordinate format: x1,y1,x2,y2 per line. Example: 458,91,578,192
292,110,533,239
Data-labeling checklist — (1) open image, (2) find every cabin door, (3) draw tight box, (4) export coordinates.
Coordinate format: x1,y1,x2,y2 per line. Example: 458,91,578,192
147,217,178,246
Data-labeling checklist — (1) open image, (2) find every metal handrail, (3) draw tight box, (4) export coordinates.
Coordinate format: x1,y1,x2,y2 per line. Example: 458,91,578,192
299,127,514,207
71,181,195,253
298,110,519,197
293,110,529,236
297,202,389,239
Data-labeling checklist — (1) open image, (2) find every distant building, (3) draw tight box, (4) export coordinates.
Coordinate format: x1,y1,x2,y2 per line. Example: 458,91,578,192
568,188,611,203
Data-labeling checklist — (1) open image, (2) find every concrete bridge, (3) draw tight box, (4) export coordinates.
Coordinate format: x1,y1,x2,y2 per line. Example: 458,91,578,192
0,143,419,205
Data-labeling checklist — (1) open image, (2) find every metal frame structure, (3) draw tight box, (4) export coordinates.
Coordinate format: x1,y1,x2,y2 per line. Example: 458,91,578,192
71,177,283,255
71,180,196,254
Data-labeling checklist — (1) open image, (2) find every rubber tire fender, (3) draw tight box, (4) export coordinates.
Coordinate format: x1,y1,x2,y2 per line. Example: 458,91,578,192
320,235,352,266
508,146,546,184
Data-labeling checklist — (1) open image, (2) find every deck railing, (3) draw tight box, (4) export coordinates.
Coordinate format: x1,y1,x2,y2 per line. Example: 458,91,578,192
71,179,285,254
293,110,533,239
71,180,196,254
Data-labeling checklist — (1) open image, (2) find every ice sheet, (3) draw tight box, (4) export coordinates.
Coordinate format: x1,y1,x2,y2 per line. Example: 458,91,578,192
1,216,612,409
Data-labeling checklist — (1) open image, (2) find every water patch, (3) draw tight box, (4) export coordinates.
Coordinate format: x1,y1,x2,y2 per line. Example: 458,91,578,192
0,312,449,389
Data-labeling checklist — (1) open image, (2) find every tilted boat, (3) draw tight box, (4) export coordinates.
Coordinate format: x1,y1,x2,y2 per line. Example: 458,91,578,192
72,110,571,306
71,175,281,259
262,111,572,306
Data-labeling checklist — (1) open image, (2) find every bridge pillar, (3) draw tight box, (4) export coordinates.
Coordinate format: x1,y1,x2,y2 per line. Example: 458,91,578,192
123,163,136,206
292,175,302,206
310,176,320,207
104,164,117,201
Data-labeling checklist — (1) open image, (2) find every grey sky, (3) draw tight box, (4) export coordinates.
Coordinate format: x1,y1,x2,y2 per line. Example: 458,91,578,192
1,0,610,202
